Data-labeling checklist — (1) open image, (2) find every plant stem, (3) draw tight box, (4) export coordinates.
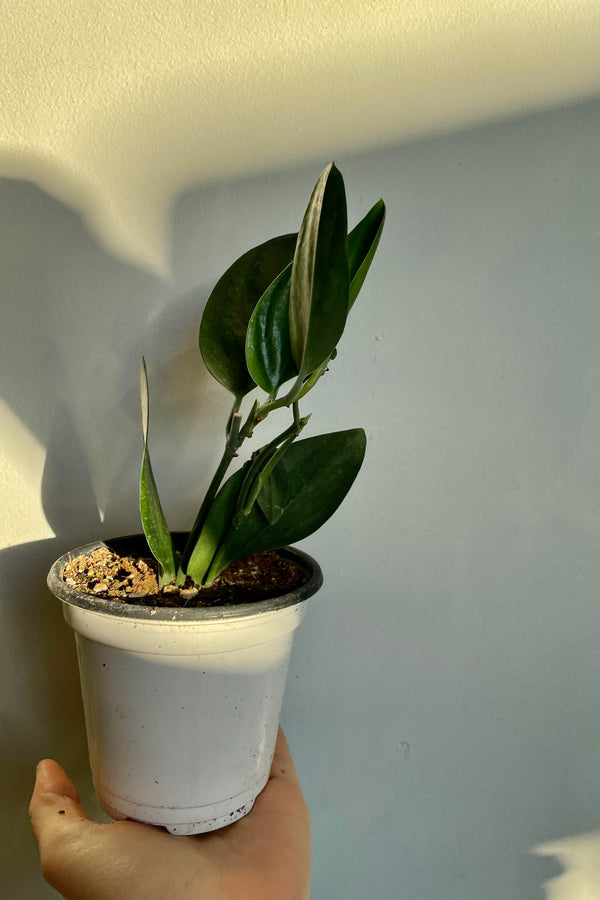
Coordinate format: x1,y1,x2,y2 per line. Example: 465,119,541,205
181,398,250,568
234,413,308,521
182,391,308,572
239,399,260,440
254,377,302,420
255,355,332,420
225,396,242,438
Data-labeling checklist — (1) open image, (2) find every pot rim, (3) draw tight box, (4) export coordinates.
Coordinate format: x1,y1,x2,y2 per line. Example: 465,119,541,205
47,533,323,623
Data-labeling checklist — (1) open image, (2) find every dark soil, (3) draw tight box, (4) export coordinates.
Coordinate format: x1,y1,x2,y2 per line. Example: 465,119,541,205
61,547,309,608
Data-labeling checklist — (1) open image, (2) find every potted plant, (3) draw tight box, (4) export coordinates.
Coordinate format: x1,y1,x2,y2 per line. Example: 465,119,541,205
47,162,386,834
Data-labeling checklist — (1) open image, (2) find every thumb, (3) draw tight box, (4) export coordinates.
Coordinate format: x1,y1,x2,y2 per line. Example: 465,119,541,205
29,759,91,859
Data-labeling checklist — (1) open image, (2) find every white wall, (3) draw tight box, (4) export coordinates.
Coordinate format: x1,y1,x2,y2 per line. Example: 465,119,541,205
3,97,600,897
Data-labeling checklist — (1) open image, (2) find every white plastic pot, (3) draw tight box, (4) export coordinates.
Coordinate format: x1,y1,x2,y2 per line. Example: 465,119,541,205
47,535,322,834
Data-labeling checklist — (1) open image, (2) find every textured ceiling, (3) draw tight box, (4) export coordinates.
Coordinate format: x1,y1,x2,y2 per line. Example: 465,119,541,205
2,0,600,272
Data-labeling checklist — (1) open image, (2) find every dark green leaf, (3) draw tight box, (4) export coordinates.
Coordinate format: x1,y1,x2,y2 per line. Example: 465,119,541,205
139,359,177,586
289,163,349,378
245,262,297,394
204,428,366,582
200,234,297,398
348,199,386,309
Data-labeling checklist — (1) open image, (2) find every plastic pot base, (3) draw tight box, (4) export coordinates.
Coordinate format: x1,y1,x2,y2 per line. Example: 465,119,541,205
98,771,269,834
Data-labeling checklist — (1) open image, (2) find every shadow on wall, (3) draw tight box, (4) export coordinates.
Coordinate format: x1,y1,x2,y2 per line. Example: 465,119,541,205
0,175,222,539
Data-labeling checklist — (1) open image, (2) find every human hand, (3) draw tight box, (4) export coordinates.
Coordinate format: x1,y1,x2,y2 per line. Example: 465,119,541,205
30,727,311,900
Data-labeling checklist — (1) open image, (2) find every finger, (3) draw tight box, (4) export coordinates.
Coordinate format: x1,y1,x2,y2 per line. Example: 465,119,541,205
268,727,302,789
29,759,90,843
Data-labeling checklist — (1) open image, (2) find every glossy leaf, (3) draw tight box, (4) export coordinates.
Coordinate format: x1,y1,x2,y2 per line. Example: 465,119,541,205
200,234,297,398
289,163,349,378
245,262,296,394
139,359,177,586
348,199,386,309
204,428,366,583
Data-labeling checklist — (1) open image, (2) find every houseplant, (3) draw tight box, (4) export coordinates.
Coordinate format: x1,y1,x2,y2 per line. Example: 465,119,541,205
47,162,385,833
